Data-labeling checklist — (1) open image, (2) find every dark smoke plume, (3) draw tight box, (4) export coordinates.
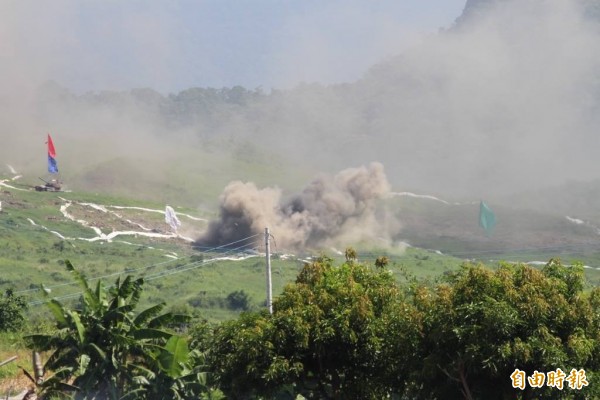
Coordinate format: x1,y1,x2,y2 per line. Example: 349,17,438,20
196,162,392,250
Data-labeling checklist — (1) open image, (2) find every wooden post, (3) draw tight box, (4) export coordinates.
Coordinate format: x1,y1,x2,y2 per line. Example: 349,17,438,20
0,355,17,368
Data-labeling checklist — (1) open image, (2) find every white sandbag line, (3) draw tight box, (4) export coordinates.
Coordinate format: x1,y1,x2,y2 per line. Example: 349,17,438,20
58,199,193,243
27,218,67,239
107,205,207,221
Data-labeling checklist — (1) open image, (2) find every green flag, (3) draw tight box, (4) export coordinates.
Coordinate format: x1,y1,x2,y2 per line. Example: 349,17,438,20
479,200,496,235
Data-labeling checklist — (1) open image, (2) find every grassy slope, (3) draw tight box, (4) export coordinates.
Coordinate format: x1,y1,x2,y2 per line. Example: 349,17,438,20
0,182,466,320
390,196,600,284
2,181,600,318
2,179,600,394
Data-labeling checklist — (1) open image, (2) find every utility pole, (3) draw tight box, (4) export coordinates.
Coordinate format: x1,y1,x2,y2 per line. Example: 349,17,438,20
265,227,273,314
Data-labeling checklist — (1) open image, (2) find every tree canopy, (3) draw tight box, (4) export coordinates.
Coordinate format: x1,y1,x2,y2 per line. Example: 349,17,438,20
207,257,600,399
411,259,600,399
18,257,600,399
0,288,27,332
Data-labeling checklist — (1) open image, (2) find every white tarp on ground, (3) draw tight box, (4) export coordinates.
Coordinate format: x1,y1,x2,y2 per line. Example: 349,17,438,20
165,205,181,231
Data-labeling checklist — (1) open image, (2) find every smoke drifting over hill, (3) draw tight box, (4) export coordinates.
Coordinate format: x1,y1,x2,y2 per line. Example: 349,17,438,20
2,0,600,212
357,0,600,198
196,163,393,250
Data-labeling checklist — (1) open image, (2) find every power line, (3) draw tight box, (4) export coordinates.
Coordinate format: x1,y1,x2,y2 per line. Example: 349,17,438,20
23,229,600,307
28,245,258,305
441,243,600,258
144,242,259,282
27,238,261,306
353,242,600,260
15,257,180,295
21,233,261,300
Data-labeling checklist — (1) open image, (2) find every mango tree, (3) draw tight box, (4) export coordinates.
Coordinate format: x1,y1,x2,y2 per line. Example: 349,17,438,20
410,259,600,400
208,256,422,399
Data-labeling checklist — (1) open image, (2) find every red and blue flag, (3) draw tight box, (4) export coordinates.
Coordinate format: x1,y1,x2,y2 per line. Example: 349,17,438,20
47,134,58,174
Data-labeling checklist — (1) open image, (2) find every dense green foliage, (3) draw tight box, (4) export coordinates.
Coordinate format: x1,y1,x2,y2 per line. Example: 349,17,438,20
225,290,251,311
3,252,599,399
208,256,422,399
207,258,600,399
0,288,27,332
410,259,600,399
25,261,221,400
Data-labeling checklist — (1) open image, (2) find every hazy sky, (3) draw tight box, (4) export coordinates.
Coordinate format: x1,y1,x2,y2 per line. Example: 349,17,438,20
4,0,600,211
0,0,466,94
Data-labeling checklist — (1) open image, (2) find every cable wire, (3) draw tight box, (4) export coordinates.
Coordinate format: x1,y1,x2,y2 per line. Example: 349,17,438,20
27,238,261,306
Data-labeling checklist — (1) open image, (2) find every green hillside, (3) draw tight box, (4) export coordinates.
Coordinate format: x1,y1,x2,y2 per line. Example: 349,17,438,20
390,195,600,285
2,173,600,398
0,179,469,323
2,173,600,325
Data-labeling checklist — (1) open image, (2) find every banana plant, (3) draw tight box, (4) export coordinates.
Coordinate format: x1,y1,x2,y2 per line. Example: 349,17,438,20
25,261,204,400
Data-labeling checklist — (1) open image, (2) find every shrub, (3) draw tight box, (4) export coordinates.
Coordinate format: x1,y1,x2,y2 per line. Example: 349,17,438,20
0,289,27,332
